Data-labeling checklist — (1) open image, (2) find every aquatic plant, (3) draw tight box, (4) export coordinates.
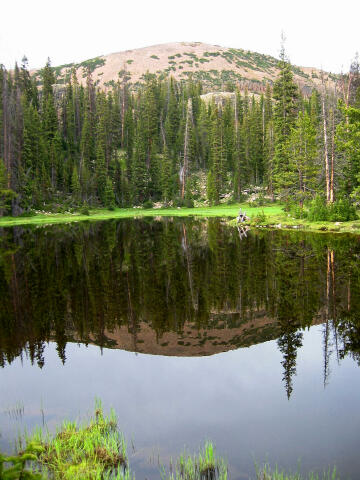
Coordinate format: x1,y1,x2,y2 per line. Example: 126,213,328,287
255,463,339,480
164,441,227,480
24,399,129,479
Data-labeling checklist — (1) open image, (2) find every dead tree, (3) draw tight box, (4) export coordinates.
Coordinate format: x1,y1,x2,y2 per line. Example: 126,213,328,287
180,98,193,199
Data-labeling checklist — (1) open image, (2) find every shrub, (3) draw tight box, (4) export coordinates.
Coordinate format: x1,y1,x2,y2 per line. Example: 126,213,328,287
308,196,358,222
173,198,185,207
19,209,36,217
252,210,267,225
142,200,153,209
284,201,308,219
80,206,90,216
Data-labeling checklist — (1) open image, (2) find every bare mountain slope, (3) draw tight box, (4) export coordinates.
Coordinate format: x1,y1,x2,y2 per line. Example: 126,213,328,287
39,42,337,93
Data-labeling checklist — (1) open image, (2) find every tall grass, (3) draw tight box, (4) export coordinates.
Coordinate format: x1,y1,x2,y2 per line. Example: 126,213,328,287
22,399,130,479
255,463,339,480
163,441,227,480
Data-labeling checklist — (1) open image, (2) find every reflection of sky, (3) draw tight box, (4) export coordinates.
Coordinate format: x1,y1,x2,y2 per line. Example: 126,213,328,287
0,325,359,479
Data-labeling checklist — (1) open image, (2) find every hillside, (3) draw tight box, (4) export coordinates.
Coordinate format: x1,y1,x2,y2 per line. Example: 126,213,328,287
34,41,337,93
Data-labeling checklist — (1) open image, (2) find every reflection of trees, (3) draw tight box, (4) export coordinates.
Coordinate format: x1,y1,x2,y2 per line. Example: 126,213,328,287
278,330,303,399
338,314,360,365
0,221,360,398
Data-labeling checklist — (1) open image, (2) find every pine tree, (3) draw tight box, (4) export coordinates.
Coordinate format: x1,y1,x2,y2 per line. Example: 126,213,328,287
165,78,180,153
207,109,225,205
273,45,299,195
288,111,319,205
161,146,173,203
71,164,81,201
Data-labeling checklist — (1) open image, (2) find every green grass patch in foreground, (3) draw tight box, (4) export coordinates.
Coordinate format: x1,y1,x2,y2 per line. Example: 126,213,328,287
18,400,129,479
162,441,227,480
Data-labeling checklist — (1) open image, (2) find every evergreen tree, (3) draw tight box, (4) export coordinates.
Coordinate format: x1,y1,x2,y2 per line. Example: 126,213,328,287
288,111,319,205
273,45,299,195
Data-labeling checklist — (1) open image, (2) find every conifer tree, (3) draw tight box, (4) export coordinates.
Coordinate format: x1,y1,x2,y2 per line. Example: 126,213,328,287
161,145,173,203
207,109,225,205
273,44,299,195
288,111,319,205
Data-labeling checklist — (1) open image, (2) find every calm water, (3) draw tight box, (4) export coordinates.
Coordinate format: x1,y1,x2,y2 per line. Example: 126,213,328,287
0,218,359,479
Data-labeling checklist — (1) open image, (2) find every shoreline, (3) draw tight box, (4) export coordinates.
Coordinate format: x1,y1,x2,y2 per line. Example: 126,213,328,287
1,203,360,235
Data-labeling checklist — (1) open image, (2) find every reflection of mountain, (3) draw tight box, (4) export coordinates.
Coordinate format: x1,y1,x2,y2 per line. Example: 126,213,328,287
1,218,360,389
66,313,324,357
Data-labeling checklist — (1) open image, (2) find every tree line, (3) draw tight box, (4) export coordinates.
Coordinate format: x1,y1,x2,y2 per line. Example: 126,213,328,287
0,50,360,215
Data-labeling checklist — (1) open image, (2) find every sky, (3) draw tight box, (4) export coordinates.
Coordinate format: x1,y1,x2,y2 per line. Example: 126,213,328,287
1,0,359,73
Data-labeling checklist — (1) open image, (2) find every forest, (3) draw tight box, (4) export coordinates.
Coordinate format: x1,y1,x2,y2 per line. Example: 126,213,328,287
0,48,360,218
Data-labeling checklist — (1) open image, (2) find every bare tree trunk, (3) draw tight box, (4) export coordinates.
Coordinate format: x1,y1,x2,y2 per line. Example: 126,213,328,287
330,108,335,203
182,223,198,311
321,90,330,203
3,73,11,188
181,98,192,199
323,247,332,388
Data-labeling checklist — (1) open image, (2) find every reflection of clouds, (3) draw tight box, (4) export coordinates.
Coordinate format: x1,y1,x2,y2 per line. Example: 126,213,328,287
0,326,359,478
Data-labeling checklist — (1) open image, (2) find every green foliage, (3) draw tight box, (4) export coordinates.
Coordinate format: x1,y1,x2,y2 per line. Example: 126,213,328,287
78,57,105,73
288,202,308,219
25,401,128,480
307,196,358,222
252,209,267,224
0,158,17,216
142,199,153,209
0,443,44,479
162,442,227,480
80,205,90,216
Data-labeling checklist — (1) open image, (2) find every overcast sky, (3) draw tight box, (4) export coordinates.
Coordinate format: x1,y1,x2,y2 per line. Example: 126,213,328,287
1,0,359,72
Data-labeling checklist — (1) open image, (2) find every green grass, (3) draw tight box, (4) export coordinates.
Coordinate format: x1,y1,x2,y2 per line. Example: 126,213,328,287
1,203,360,235
255,463,339,480
0,204,281,227
20,400,129,479
163,441,227,480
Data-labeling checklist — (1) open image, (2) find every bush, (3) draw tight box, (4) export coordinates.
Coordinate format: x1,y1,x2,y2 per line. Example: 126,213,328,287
285,202,308,219
252,210,267,225
173,198,185,207
184,198,194,208
19,209,36,217
308,196,358,222
142,200,153,209
80,206,90,216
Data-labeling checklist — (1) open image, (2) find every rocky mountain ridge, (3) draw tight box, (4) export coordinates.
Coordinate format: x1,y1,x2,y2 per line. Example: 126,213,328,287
33,41,337,93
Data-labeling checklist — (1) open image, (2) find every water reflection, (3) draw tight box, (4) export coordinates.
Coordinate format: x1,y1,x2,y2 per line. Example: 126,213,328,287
0,218,360,398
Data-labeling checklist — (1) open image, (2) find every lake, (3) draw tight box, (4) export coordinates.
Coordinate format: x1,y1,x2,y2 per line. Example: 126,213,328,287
0,218,359,479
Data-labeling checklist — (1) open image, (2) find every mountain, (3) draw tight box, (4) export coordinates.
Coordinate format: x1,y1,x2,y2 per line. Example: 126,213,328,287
34,42,337,93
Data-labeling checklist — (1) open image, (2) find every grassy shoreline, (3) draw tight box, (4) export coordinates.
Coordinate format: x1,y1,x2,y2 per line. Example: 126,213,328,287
1,203,360,235
1,403,339,480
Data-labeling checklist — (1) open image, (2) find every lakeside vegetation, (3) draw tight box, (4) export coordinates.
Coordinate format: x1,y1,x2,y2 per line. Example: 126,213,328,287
1,202,360,235
1,403,339,480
